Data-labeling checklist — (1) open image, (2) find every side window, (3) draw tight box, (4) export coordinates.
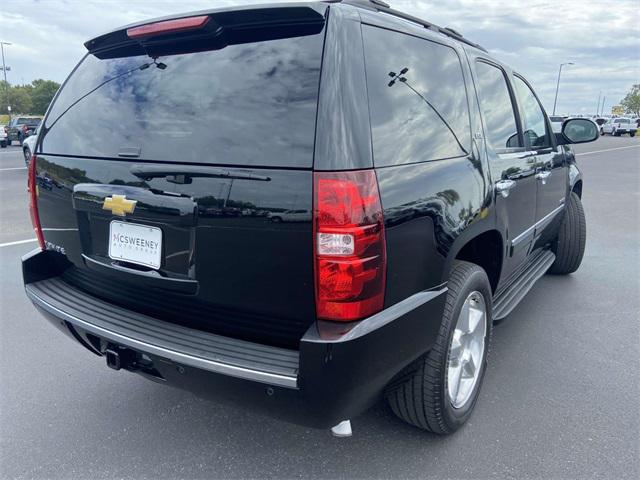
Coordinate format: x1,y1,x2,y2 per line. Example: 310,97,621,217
362,25,471,167
474,61,522,151
513,75,551,149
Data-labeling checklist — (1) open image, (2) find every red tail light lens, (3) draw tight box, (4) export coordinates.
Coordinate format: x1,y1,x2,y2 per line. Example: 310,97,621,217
27,155,45,250
127,16,210,40
314,170,386,321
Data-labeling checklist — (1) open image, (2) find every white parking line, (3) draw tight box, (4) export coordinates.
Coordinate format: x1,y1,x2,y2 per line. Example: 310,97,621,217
576,145,640,156
0,238,37,248
0,167,27,171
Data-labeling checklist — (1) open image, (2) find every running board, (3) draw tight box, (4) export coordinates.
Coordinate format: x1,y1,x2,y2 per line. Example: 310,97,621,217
493,250,555,322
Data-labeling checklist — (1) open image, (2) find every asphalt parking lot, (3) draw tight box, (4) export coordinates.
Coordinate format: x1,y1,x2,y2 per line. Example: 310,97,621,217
1,136,638,479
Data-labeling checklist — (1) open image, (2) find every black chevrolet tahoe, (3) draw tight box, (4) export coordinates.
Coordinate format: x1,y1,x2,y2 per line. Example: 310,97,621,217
22,0,598,435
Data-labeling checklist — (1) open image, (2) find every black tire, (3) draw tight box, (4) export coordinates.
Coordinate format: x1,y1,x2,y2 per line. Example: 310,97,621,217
600,128,604,136
630,131,636,137
385,260,493,434
549,192,586,275
613,129,620,137
0,140,6,148
23,147,31,164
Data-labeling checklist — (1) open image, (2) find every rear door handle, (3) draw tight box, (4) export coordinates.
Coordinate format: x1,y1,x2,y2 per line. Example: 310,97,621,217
536,170,552,185
495,179,516,198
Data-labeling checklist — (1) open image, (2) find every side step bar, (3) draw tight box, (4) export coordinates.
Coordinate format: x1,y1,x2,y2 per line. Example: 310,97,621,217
493,249,555,321
25,277,299,388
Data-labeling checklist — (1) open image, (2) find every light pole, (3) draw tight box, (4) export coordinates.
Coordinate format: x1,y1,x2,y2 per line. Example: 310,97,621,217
552,62,574,116
596,91,601,116
0,41,11,121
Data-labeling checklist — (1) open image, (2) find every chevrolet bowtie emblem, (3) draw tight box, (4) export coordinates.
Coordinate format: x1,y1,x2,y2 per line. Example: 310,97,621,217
103,195,137,217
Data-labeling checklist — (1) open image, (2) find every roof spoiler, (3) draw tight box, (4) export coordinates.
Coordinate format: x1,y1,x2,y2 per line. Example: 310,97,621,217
84,4,327,59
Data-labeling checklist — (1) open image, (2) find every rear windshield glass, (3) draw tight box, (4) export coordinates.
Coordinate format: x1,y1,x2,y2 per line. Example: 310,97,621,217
615,118,630,124
41,32,325,167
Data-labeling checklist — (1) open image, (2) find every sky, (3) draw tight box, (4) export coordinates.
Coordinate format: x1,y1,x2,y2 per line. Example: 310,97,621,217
1,0,639,115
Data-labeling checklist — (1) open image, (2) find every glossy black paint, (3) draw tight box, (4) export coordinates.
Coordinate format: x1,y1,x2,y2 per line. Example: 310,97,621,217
34,154,315,348
23,2,589,429
24,248,447,428
314,4,372,171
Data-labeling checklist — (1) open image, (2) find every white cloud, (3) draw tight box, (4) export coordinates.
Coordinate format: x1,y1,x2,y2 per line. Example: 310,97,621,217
2,0,639,114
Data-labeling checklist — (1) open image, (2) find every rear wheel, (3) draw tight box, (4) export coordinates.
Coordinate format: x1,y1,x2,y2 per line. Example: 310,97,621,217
23,147,32,164
386,261,492,434
630,131,636,137
549,192,586,275
613,129,620,137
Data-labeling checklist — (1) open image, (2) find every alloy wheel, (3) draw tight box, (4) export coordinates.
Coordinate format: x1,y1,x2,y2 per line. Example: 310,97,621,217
447,291,487,409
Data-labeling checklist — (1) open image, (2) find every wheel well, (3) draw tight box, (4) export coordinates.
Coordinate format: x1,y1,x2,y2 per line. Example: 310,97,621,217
455,230,502,293
572,180,583,198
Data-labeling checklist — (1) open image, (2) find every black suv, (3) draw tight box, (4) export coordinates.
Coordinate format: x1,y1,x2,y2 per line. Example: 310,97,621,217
22,1,598,435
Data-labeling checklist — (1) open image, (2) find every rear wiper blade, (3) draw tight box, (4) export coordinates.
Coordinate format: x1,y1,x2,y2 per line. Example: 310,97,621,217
130,164,272,184
44,60,155,134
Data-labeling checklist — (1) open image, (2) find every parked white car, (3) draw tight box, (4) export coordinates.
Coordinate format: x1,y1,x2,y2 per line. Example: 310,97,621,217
22,126,38,165
601,117,637,137
267,209,311,223
549,116,567,133
0,125,7,148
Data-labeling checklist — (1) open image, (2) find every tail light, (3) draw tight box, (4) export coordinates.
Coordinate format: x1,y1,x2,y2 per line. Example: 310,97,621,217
313,170,386,321
127,15,210,39
27,155,45,250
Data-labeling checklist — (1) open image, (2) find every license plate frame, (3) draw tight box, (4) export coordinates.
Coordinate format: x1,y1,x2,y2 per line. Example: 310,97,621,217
108,220,162,269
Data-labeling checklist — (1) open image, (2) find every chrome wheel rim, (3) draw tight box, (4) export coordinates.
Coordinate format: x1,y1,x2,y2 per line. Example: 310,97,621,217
447,291,487,409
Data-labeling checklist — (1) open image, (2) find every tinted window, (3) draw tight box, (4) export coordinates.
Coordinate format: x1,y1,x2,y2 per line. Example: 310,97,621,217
363,26,471,167
41,33,325,167
18,117,40,125
474,61,522,150
615,118,630,124
513,75,551,148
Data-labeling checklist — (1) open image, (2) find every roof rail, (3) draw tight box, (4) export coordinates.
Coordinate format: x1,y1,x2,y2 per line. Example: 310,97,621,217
338,0,488,52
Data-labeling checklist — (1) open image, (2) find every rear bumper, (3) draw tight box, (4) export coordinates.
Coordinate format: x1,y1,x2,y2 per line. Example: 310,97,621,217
23,249,447,428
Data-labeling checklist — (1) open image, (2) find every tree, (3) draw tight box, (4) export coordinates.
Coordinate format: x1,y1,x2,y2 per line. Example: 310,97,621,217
0,79,60,115
621,84,640,116
31,79,60,115
8,85,33,114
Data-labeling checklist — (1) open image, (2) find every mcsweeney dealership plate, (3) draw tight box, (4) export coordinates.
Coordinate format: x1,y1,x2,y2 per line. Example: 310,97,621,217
108,220,162,269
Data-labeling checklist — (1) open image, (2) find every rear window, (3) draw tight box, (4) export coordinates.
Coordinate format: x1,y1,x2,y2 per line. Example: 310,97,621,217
615,118,630,124
18,118,41,125
362,26,471,167
41,32,325,167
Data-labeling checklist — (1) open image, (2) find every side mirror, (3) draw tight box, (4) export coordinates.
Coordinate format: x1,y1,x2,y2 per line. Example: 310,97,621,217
556,118,599,145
